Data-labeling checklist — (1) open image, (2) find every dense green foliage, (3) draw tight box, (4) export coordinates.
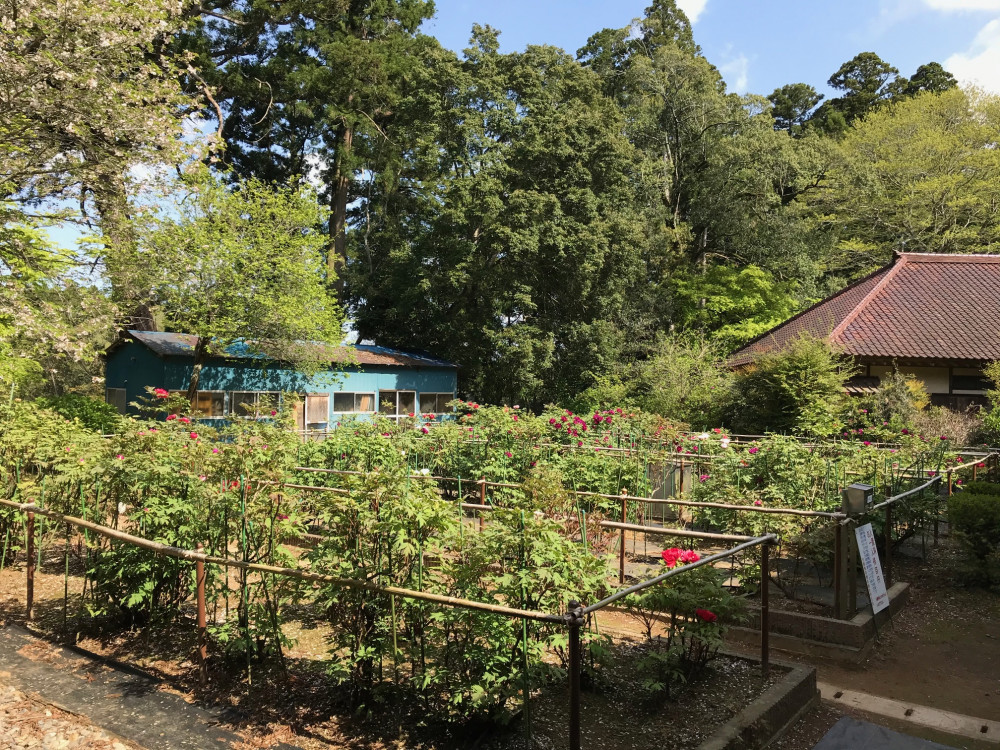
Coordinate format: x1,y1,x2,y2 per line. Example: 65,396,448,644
949,486,1000,587
3,0,995,411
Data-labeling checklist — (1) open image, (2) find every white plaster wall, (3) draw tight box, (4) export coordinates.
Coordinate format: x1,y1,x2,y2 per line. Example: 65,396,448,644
869,365,952,394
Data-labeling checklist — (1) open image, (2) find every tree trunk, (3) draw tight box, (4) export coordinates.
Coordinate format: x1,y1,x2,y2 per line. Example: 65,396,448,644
329,120,354,295
185,337,209,405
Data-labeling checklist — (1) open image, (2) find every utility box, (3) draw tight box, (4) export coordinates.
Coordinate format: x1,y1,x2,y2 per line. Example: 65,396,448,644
843,483,875,515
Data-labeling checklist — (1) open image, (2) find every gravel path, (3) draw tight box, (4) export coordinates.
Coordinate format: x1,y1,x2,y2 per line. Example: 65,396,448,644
0,683,135,750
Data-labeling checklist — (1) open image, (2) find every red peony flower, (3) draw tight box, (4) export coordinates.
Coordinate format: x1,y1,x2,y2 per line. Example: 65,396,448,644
153,388,169,398
695,608,718,623
166,414,177,421
661,547,681,567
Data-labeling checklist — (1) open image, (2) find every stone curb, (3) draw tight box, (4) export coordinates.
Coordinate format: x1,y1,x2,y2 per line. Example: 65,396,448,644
697,660,819,750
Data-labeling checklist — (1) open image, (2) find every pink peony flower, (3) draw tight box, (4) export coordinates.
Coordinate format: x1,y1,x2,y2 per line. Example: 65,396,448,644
189,432,198,440
679,549,700,563
753,499,763,506
166,414,177,421
179,417,190,424
153,388,169,398
115,454,124,460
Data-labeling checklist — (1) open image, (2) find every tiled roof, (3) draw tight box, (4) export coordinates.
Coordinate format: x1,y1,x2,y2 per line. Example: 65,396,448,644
120,331,457,369
729,253,1000,366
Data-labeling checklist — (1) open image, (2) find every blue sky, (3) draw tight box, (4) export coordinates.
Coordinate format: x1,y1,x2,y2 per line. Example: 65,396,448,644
423,0,1000,97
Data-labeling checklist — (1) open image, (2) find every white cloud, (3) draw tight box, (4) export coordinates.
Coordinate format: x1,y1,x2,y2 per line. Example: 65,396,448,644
677,0,708,23
923,0,1000,11
719,53,750,93
945,18,1000,92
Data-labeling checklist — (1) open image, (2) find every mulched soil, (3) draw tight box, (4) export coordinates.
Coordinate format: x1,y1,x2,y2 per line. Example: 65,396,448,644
0,530,997,749
0,682,135,750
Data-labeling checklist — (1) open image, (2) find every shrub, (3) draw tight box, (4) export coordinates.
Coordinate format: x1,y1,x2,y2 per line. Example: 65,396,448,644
632,335,733,429
33,393,121,433
726,335,854,436
960,481,1000,496
623,548,745,699
949,490,1000,586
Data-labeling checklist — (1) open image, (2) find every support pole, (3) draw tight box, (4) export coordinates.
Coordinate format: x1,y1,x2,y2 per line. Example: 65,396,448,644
847,520,858,617
25,511,35,621
479,478,487,505
884,503,893,588
196,542,208,687
833,523,844,620
618,497,626,584
567,600,583,750
761,541,770,681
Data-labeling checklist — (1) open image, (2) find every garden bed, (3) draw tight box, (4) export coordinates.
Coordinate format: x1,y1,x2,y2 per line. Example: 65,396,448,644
480,645,804,750
0,555,813,750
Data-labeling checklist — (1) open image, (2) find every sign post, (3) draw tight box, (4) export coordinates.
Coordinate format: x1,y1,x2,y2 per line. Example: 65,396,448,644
854,522,890,615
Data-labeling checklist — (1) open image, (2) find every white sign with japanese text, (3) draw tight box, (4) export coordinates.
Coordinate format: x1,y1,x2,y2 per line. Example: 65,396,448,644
855,523,890,614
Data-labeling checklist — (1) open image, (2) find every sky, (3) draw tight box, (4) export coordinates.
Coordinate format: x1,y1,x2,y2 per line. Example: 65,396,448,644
423,0,1000,96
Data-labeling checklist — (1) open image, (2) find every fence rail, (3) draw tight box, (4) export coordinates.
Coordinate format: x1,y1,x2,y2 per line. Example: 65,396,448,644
0,493,777,750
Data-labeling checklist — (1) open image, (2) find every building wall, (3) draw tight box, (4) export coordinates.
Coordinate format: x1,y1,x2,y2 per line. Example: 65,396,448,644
105,344,457,423
867,363,989,410
104,343,166,412
869,365,951,394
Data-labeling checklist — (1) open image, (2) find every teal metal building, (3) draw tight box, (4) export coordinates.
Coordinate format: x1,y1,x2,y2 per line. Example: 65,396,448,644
104,331,458,429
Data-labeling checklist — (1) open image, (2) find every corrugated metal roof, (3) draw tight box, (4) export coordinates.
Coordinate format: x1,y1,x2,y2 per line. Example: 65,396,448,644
729,252,1000,366
121,331,457,369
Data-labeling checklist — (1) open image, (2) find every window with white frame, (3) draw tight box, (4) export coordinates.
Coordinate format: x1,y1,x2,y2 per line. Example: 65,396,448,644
332,392,375,413
192,391,225,417
378,390,415,419
420,393,454,414
106,388,127,415
231,391,280,418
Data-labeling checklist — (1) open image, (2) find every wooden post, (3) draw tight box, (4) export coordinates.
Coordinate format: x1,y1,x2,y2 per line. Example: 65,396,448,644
847,520,858,617
973,462,978,482
479,478,487,505
25,512,35,621
833,523,842,619
618,497,627,584
678,457,685,495
196,543,208,687
884,503,893,589
761,542,770,681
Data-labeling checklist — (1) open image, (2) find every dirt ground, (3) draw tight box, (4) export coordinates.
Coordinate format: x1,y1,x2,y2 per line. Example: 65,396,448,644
0,533,997,749
787,542,1000,722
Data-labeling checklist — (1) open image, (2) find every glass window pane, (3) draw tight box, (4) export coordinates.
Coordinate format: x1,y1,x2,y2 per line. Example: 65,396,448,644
420,393,435,413
194,391,224,417
398,391,415,415
231,391,256,417
306,394,329,424
356,393,374,412
333,393,354,413
106,388,126,415
437,394,453,413
379,391,397,415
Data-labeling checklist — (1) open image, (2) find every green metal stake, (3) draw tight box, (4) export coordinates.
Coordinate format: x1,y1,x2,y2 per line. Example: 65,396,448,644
0,527,9,573
63,522,70,633
519,511,532,743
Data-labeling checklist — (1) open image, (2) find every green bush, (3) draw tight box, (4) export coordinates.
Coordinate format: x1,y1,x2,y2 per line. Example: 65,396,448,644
949,491,1000,586
34,394,121,433
725,334,854,437
960,481,1000,496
